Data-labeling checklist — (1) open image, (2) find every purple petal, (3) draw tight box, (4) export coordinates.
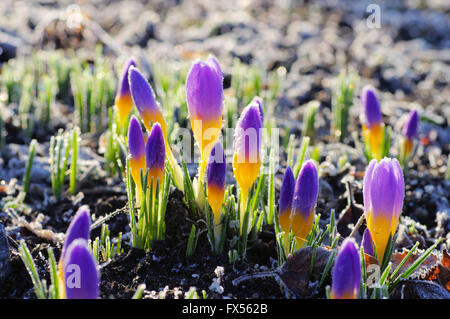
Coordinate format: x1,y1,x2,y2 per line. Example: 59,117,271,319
278,166,295,215
64,239,99,299
186,56,223,120
391,158,404,220
127,115,145,159
361,85,381,128
370,159,398,220
234,104,262,162
402,110,419,140
145,122,166,170
61,207,90,262
206,142,226,189
332,238,361,298
252,96,264,123
363,159,377,217
116,58,136,98
361,228,374,256
128,66,158,114
292,160,318,218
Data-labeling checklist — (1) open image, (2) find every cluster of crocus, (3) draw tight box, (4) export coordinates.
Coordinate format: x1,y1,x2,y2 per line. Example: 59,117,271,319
114,58,136,132
128,66,184,191
186,56,224,207
331,238,361,299
128,115,166,203
58,207,99,299
361,85,385,160
206,142,226,248
400,110,419,167
278,160,319,249
363,157,404,262
232,99,263,235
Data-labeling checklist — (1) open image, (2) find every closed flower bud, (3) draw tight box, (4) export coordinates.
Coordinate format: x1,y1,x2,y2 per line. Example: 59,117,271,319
363,158,404,262
186,56,223,177
145,122,166,188
206,142,226,224
63,239,99,299
331,238,361,299
115,58,136,129
278,166,295,233
361,85,383,160
128,66,167,135
402,110,419,159
361,228,374,257
291,160,318,248
128,115,146,190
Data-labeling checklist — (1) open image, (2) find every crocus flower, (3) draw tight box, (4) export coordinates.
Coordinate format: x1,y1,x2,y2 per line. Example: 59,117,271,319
361,228,374,257
145,122,166,189
60,207,91,262
363,158,404,262
278,166,295,234
186,56,224,181
129,66,167,135
58,206,91,298
128,115,146,196
63,239,99,299
115,58,136,130
206,142,226,225
232,102,262,234
402,110,419,159
361,85,383,160
129,66,184,191
290,160,318,248
331,238,361,299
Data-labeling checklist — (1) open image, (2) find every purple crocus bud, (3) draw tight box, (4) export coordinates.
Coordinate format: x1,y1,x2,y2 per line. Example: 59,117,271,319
232,103,263,235
361,228,374,257
115,58,136,129
363,158,404,262
128,66,167,135
186,56,223,121
290,160,318,248
128,115,146,190
278,166,295,233
145,122,166,187
402,110,419,140
63,239,99,299
331,238,361,299
61,207,91,262
186,56,224,177
232,103,263,193
361,85,381,128
206,142,226,222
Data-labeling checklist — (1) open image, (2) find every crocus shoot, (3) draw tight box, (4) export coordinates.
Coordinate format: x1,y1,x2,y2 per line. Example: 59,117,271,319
331,238,361,299
399,109,419,169
114,58,136,132
363,158,404,263
361,85,388,161
127,115,146,205
206,142,226,253
278,166,295,255
290,160,319,249
232,100,262,236
186,56,224,208
58,206,99,299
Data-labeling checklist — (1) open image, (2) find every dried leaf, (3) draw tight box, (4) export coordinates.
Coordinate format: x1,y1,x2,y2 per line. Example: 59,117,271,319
280,246,332,297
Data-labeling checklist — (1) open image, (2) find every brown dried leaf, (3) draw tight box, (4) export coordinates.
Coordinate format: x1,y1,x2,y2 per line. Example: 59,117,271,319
280,246,332,297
